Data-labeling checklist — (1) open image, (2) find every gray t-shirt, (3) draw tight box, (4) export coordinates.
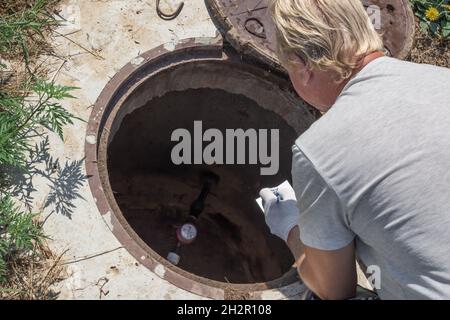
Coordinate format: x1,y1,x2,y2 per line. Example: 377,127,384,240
292,57,450,300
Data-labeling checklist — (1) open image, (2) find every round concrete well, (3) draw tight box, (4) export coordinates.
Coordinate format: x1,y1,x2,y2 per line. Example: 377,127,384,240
85,38,318,299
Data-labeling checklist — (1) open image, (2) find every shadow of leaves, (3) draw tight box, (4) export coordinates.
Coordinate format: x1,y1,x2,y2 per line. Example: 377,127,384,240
1,136,87,219
41,158,86,219
0,137,51,211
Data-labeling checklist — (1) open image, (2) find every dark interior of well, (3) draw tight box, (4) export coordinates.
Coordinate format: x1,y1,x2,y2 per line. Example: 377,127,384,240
107,88,297,284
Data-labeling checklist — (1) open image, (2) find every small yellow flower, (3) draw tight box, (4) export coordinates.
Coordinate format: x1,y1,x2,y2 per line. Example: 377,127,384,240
425,7,440,21
443,4,450,11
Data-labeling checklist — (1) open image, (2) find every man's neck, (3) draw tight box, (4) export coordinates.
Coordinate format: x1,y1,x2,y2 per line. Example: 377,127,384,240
337,51,385,94
355,51,385,74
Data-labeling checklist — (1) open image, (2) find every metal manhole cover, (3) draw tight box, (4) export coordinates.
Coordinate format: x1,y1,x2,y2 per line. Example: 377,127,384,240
207,0,415,71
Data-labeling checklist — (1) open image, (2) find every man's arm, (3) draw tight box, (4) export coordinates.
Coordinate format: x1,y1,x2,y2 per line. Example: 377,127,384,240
286,226,357,300
258,184,358,300
260,145,358,299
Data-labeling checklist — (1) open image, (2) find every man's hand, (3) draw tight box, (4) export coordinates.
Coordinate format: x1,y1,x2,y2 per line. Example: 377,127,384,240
260,183,357,300
259,183,299,242
260,182,357,300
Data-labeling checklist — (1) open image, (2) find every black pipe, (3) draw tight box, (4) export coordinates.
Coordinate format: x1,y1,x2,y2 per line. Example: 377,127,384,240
189,171,220,219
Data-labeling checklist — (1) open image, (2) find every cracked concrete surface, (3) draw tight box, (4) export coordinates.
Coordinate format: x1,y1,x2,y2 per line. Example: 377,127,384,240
38,0,217,300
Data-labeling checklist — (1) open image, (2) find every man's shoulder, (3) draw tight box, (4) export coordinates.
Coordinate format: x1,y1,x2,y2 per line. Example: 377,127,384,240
295,105,355,157
296,57,450,170
358,56,448,75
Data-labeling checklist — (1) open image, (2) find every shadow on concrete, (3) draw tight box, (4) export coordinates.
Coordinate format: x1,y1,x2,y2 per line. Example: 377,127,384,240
1,136,87,219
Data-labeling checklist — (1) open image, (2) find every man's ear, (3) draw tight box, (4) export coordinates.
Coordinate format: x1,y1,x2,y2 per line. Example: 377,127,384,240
290,64,312,87
301,67,313,86
288,55,312,86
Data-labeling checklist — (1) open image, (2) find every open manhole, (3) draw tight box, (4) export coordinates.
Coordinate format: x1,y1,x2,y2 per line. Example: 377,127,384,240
85,38,318,299
86,0,415,299
108,87,298,284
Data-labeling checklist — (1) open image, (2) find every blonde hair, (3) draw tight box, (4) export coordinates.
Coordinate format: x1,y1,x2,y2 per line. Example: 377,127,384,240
269,0,384,80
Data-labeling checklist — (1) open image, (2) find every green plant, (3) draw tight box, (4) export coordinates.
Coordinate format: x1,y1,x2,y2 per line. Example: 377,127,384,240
0,0,78,293
0,80,78,168
0,195,44,282
411,0,450,38
0,0,58,72
0,80,78,283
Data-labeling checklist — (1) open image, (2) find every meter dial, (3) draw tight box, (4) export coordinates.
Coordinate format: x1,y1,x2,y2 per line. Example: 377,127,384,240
177,223,198,244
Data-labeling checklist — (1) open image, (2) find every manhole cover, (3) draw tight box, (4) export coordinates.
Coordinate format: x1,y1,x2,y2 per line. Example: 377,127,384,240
207,0,415,71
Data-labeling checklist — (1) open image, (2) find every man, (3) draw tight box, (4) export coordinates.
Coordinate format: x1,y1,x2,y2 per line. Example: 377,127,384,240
260,0,450,300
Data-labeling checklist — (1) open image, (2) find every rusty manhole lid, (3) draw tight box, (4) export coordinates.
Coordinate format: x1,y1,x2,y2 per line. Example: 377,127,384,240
207,0,415,71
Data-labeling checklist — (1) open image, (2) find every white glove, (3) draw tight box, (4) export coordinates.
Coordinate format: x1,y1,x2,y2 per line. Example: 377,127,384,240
259,182,300,242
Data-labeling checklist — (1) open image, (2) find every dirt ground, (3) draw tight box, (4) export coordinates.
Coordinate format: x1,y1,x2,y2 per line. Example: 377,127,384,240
107,89,297,284
408,24,450,68
110,171,294,284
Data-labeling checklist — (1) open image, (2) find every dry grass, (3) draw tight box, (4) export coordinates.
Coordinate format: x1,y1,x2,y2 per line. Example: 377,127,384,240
408,23,450,68
0,0,34,16
224,287,251,300
0,0,60,96
0,59,50,96
1,0,66,300
0,0,58,18
0,0,59,55
0,241,66,300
